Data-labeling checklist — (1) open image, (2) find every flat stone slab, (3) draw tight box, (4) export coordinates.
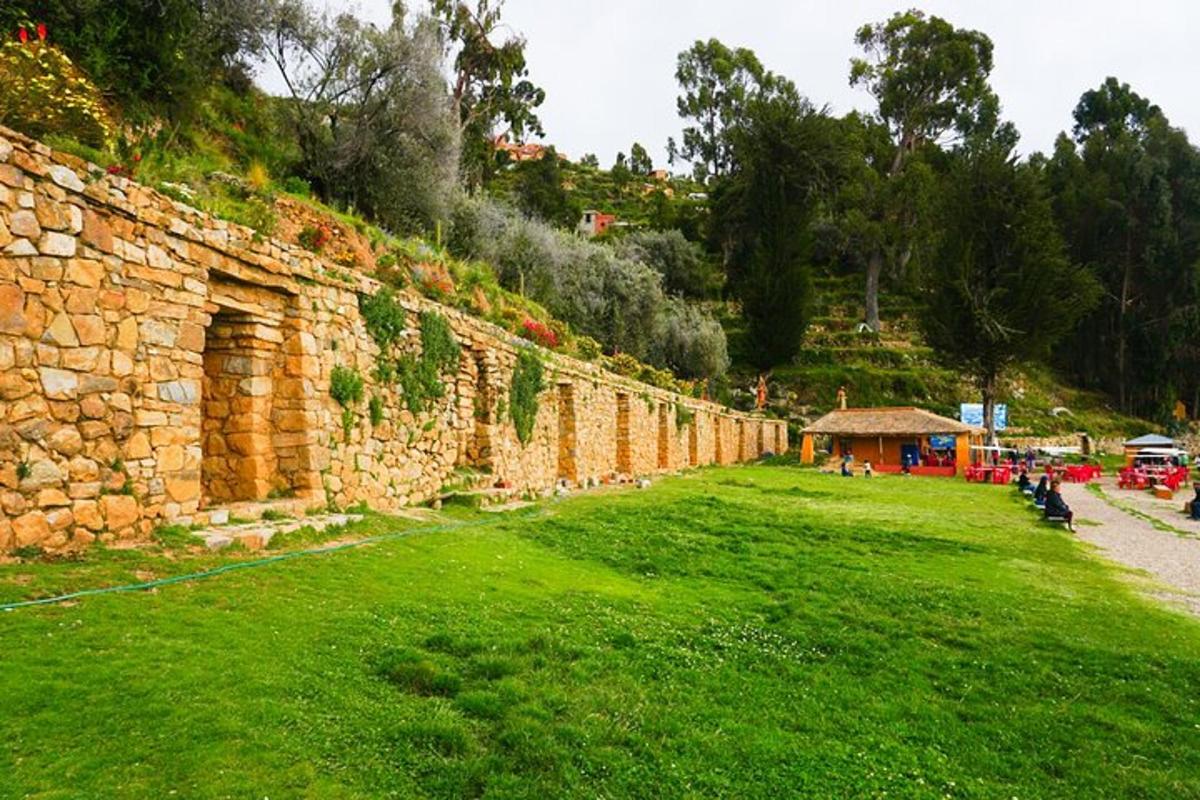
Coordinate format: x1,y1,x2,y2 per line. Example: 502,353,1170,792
192,512,364,552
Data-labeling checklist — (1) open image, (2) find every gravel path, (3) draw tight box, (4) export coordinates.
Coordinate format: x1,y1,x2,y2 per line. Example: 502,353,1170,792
1063,481,1200,616
1107,479,1200,537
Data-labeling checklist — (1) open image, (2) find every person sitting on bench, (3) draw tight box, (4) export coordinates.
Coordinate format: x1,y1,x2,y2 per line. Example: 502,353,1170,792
1017,469,1032,494
1033,475,1049,506
1190,485,1200,521
1045,479,1075,531
840,455,853,477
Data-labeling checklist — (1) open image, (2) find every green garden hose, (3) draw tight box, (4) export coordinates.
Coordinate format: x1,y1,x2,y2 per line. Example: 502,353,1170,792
0,516,501,613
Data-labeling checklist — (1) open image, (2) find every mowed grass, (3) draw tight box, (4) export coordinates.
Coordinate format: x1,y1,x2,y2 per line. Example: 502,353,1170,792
1,467,1199,798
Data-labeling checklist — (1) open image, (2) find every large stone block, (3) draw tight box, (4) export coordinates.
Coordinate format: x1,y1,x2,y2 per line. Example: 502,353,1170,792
38,367,78,399
101,494,139,530
38,231,76,257
140,319,177,347
73,499,103,531
47,426,83,456
228,432,271,456
157,380,199,405
11,510,50,547
71,314,105,346
61,346,101,373
165,475,199,502
0,284,26,334
47,165,84,193
81,210,113,253
43,312,79,347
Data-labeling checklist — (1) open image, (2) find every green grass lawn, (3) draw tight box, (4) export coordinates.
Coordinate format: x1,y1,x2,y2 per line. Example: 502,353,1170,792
2,467,1199,798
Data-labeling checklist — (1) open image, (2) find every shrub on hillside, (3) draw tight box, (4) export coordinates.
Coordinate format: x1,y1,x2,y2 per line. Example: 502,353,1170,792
449,196,730,379
0,0,263,120
616,229,720,299
448,196,664,360
0,35,114,148
651,298,731,380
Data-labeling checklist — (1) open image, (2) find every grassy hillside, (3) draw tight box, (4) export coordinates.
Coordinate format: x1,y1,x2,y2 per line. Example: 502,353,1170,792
2,466,1199,797
32,81,1154,436
726,274,1151,440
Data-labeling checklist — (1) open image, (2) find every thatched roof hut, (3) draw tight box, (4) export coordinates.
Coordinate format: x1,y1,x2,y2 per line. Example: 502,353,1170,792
803,407,979,436
800,407,983,476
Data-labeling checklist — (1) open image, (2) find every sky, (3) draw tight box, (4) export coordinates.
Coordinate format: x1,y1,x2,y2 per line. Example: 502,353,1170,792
266,0,1200,170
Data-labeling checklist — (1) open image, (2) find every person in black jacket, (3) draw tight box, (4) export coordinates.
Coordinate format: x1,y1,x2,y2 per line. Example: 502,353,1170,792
1045,479,1075,531
1033,475,1049,505
1017,469,1032,494
1190,485,1200,521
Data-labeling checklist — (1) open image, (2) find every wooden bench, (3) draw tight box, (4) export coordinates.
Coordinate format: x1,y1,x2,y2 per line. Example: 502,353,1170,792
1042,514,1073,530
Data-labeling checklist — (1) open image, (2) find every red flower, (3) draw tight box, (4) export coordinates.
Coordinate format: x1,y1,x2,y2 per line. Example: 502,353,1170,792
18,27,28,43
132,153,142,162
521,318,558,348
36,23,46,41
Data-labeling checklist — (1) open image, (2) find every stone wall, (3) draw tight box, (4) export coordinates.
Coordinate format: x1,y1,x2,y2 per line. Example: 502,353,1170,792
0,126,786,554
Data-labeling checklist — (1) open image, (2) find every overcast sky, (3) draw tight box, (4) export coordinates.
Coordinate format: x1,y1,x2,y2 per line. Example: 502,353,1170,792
274,1,1199,170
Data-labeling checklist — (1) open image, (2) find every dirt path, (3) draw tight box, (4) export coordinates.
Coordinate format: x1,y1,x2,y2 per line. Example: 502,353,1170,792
1063,481,1200,616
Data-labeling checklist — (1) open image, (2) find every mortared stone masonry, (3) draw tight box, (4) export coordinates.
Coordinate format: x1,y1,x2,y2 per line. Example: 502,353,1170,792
0,126,786,553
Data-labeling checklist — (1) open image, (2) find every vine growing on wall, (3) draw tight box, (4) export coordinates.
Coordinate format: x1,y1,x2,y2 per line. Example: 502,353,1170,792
418,310,461,374
360,287,408,350
675,402,695,429
359,288,463,418
330,365,364,439
510,348,544,446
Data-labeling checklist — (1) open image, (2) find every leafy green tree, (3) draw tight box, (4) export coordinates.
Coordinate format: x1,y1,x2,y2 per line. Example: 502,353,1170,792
849,10,998,331
711,80,844,368
629,142,653,175
514,147,579,228
922,140,1099,442
432,0,545,187
1044,78,1200,416
668,38,771,182
579,153,599,168
611,151,632,186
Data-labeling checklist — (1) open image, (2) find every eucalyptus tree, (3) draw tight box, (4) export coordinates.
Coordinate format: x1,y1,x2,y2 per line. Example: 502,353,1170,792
1045,78,1200,417
922,140,1099,443
431,0,545,187
848,10,997,331
668,38,772,183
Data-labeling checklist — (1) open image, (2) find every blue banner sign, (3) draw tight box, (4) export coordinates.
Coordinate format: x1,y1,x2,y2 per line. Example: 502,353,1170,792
960,403,1007,430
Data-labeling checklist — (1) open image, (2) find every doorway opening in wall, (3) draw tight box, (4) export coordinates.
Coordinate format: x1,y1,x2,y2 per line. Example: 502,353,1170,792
468,349,494,472
775,424,783,454
616,393,632,474
556,383,577,484
657,403,669,470
201,307,279,505
688,421,698,467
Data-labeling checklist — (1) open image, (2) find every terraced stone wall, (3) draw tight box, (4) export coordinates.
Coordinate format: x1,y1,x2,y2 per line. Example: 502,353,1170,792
0,127,786,553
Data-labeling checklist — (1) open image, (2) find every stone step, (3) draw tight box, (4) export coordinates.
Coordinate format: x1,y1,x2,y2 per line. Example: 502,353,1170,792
192,512,363,551
199,497,315,526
